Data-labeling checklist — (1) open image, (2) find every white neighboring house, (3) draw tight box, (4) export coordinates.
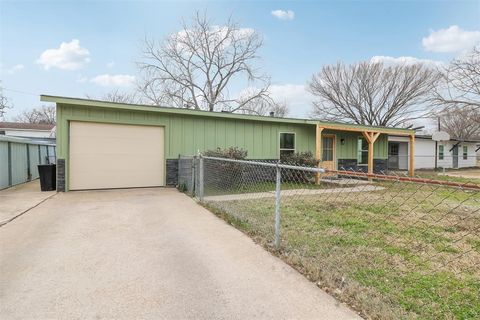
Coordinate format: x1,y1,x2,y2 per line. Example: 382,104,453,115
0,122,55,140
388,134,479,170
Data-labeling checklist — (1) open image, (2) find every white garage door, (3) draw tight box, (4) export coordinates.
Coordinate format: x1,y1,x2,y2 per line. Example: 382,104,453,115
69,121,164,190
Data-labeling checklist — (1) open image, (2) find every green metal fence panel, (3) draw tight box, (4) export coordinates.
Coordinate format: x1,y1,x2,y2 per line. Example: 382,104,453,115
0,141,9,189
28,144,40,180
47,145,56,163
0,136,56,189
40,145,48,164
10,142,28,186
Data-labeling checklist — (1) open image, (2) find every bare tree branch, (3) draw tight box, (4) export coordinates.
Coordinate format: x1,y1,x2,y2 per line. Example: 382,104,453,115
14,105,56,124
137,11,276,113
437,106,480,140
308,61,441,127
237,97,289,117
0,83,11,120
430,47,480,110
86,90,140,104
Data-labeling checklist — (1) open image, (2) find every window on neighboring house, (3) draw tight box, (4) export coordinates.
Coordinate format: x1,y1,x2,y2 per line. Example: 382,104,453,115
439,145,444,160
0,130,5,135
463,146,468,160
279,133,295,158
357,137,368,165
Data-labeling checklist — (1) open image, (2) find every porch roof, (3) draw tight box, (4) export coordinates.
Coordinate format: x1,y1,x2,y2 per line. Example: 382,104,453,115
315,121,414,136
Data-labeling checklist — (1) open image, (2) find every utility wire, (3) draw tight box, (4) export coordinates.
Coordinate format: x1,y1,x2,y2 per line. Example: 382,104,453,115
2,87,40,97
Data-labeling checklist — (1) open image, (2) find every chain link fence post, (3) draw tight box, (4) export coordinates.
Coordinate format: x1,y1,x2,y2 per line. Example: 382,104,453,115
198,155,204,202
274,161,282,249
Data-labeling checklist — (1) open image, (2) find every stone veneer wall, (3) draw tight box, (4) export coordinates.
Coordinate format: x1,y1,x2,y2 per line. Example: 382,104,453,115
166,159,179,186
177,157,196,194
57,159,66,192
337,159,388,173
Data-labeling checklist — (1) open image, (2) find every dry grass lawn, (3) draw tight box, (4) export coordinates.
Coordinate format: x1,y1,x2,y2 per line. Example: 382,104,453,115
204,179,480,319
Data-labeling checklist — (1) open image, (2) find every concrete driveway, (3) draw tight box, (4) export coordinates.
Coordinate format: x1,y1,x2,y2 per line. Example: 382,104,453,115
0,187,359,319
439,168,480,180
0,180,56,226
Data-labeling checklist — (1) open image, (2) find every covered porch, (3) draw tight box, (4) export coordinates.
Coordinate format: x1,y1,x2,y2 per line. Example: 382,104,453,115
314,121,415,179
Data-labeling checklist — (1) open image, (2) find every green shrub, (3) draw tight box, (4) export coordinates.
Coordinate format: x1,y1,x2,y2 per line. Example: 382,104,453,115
280,151,318,167
203,147,248,190
178,182,188,193
280,151,319,183
203,147,247,160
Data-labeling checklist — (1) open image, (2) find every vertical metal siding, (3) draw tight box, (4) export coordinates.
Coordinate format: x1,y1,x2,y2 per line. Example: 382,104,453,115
334,132,388,160
0,141,9,189
56,104,318,160
28,145,40,179
48,145,56,163
40,145,48,164
56,104,390,160
0,138,56,190
10,143,28,185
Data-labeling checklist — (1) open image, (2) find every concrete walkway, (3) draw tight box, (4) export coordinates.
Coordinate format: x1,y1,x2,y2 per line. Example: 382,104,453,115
439,169,480,180
0,180,56,226
205,185,384,202
0,188,359,319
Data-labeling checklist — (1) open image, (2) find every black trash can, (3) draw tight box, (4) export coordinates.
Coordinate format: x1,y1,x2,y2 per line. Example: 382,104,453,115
38,164,56,191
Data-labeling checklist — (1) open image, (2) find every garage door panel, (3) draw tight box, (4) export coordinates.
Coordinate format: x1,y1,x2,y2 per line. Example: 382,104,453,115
69,122,164,190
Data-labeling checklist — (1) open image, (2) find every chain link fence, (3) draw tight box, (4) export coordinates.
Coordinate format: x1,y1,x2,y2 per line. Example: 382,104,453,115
181,155,480,319
386,154,479,171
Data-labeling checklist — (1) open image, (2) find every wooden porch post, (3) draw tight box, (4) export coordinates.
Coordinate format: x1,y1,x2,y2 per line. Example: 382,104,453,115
315,125,324,184
409,134,415,177
362,131,381,174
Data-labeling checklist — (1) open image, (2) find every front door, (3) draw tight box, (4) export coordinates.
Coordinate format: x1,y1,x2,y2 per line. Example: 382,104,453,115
322,135,336,171
452,145,459,169
388,142,399,170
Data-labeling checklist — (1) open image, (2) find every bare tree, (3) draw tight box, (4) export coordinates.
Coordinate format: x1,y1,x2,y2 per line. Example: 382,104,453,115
437,106,480,140
238,99,288,117
0,83,11,119
269,101,288,117
137,12,273,113
308,62,441,127
14,106,56,124
86,90,139,104
431,47,480,110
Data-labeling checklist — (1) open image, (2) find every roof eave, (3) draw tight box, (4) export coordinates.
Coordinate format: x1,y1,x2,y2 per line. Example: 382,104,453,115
41,95,318,126
41,94,414,135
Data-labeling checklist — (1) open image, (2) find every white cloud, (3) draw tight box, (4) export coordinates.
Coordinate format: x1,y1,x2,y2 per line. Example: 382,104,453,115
269,84,312,117
422,25,480,53
1,64,25,75
90,74,135,87
271,9,295,21
37,39,90,70
106,61,115,68
370,55,445,68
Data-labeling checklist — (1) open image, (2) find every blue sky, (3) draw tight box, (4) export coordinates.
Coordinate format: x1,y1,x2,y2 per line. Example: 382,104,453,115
1,0,479,119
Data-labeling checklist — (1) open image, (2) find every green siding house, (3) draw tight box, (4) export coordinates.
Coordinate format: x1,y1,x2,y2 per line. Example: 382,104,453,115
41,95,415,191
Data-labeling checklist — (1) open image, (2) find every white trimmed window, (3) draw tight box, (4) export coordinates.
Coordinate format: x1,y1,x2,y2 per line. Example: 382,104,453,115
357,137,368,165
279,133,295,158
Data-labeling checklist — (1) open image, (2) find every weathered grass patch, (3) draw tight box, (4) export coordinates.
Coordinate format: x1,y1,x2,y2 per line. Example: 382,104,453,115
204,182,480,319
